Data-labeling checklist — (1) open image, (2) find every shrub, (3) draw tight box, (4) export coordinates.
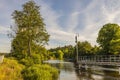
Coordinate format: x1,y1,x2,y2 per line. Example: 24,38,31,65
22,64,59,80
19,54,42,66
19,57,34,66
0,58,24,80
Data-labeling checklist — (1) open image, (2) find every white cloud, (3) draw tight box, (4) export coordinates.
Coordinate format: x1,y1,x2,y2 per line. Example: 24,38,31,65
39,1,76,48
0,44,11,53
48,29,74,41
40,0,120,48
62,0,120,46
101,2,120,23
66,12,80,32
39,1,61,29
2,0,120,51
0,26,10,34
0,26,13,53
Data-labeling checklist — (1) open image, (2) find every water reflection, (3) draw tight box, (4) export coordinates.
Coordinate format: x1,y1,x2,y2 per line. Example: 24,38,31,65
45,60,79,80
76,66,120,80
45,60,120,80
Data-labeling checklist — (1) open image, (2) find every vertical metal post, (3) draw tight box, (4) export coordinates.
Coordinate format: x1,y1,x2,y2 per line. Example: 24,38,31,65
75,34,79,63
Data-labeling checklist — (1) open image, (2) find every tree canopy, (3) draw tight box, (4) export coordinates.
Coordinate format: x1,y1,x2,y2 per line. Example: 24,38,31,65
77,41,93,56
10,1,49,58
97,23,120,55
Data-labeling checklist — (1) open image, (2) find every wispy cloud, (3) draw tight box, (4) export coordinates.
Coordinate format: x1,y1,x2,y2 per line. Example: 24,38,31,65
1,0,120,51
39,0,76,48
75,0,120,45
0,26,10,34
66,12,80,32
39,0,120,48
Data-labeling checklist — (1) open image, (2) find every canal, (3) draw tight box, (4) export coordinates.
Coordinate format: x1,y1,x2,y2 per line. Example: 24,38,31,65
45,60,120,80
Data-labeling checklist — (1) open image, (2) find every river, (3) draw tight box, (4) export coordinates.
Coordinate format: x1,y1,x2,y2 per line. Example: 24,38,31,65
45,60,120,80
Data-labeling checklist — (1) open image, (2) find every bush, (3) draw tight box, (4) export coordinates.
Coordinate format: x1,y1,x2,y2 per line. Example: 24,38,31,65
0,58,24,80
19,54,42,66
22,64,59,80
31,54,42,64
19,58,34,66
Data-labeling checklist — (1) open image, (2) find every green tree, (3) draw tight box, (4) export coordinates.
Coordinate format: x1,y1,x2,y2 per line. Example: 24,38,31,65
97,23,120,55
11,1,49,58
57,50,64,60
49,45,74,60
77,41,93,56
91,45,100,54
11,32,28,58
62,45,74,59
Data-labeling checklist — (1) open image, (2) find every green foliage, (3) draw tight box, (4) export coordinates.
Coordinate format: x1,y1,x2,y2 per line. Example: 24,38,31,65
10,0,49,58
62,45,74,59
49,45,74,60
48,50,64,60
12,0,49,45
32,45,49,61
19,53,43,66
77,41,93,56
0,58,24,80
97,23,120,54
49,42,100,60
109,39,120,54
57,50,64,60
22,64,59,80
19,57,34,66
91,45,100,54
11,33,28,59
7,1,59,80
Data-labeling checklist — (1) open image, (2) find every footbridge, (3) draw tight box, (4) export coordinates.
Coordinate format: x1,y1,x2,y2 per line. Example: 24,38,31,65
78,55,120,66
77,55,120,74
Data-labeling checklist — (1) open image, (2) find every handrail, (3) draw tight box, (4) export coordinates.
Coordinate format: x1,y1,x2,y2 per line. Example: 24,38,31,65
78,55,120,63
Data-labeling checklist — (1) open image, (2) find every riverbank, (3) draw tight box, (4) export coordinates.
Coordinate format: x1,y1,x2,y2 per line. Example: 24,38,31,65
0,58,59,80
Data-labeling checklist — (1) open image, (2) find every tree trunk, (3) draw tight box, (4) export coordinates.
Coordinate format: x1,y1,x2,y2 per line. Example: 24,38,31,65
28,39,31,57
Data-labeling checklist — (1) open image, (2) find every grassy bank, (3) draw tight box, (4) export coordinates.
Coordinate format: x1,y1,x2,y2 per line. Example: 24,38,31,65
0,58,24,80
0,58,59,80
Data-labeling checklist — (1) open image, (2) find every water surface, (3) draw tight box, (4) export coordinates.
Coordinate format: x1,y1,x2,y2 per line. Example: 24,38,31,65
45,60,120,80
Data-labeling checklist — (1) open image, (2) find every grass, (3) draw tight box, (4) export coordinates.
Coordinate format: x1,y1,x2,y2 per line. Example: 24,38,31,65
0,58,24,80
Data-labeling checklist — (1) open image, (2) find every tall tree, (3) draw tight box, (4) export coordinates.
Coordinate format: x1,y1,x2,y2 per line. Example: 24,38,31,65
97,23,120,55
11,1,49,57
77,41,93,56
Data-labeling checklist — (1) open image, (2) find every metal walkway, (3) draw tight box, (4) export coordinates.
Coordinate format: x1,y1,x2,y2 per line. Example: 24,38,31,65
78,55,120,66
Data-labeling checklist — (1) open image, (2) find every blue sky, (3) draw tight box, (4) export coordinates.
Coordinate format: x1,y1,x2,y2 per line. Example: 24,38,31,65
1,0,120,53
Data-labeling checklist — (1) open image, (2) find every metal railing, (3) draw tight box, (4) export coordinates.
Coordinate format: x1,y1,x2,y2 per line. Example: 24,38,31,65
78,55,120,64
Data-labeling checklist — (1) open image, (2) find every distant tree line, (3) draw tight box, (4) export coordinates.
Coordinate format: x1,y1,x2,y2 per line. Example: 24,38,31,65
49,45,74,60
49,41,100,60
49,23,120,60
